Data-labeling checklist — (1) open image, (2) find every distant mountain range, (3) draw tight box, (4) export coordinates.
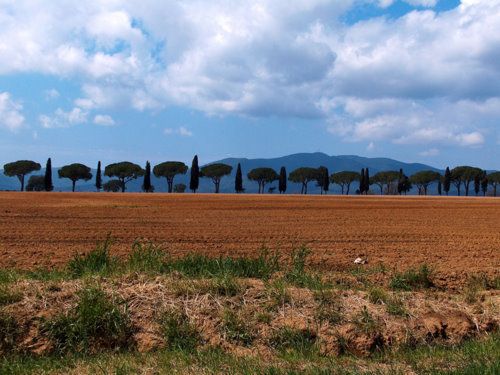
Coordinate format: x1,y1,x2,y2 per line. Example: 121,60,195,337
0,152,441,194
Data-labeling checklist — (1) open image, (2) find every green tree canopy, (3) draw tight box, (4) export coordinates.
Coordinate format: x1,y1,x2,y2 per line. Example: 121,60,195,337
153,161,188,193
330,171,360,195
200,163,233,193
316,166,329,194
370,171,400,195
104,162,144,192
450,166,483,196
58,163,92,192
288,167,318,194
488,172,500,196
26,175,45,192
3,160,41,191
103,179,121,192
410,170,441,195
247,167,278,194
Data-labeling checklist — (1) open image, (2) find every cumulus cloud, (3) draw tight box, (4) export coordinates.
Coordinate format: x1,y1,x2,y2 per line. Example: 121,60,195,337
39,107,88,128
0,92,25,131
0,0,499,148
93,114,116,126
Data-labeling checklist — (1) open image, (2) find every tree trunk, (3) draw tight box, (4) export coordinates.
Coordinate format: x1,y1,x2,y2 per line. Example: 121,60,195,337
346,184,350,195
18,174,25,191
72,180,76,192
120,179,126,193
465,181,470,196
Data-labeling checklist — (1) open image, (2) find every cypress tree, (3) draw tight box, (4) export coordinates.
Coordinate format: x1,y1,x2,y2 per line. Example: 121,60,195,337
190,155,200,193
364,168,370,194
474,174,481,196
397,168,404,195
235,163,243,193
278,167,287,194
143,161,152,192
443,167,451,195
437,179,442,195
359,168,365,194
322,167,329,194
44,158,53,191
95,161,102,191
481,173,488,196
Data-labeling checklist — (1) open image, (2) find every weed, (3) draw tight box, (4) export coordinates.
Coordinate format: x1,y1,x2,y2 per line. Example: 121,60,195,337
367,287,388,305
221,309,254,346
390,265,434,291
353,306,379,334
0,312,20,353
43,285,132,353
127,240,166,274
313,289,343,325
284,245,327,290
209,273,242,297
386,296,408,317
25,268,67,282
268,327,318,356
266,278,292,309
0,269,19,284
0,285,22,306
159,308,201,352
255,311,273,324
68,235,118,277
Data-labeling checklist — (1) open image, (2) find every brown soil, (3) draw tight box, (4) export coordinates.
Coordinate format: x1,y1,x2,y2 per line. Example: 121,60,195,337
0,193,499,283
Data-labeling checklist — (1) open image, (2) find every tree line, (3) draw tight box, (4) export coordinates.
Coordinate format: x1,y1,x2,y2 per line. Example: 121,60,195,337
2,157,500,196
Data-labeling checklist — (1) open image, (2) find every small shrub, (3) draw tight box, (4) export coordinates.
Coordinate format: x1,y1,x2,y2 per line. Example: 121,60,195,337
313,289,343,325
127,240,166,274
268,327,318,356
68,235,118,277
0,286,22,306
353,306,379,334
159,309,201,352
368,287,388,305
390,265,434,291
0,312,20,353
43,285,132,353
221,309,254,346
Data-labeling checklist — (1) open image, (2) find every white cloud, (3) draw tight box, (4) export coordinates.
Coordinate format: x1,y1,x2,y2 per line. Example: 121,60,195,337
0,0,498,148
0,92,25,131
93,114,116,126
419,148,439,157
164,126,193,137
39,107,88,128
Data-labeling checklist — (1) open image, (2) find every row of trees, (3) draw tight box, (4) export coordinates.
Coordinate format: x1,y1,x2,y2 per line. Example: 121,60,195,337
3,158,500,196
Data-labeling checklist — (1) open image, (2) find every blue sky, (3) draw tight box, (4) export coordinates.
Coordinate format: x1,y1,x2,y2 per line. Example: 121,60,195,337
0,0,499,169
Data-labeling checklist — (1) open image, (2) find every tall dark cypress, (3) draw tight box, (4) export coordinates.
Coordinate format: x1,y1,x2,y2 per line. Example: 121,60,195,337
278,167,287,194
44,158,53,191
235,163,243,193
397,168,404,195
443,167,451,195
364,168,370,194
481,173,488,196
143,161,152,192
322,167,329,194
190,155,200,193
359,168,365,194
95,161,102,191
437,179,442,195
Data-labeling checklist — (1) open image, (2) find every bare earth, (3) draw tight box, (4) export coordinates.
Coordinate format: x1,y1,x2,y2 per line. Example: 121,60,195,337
0,192,499,280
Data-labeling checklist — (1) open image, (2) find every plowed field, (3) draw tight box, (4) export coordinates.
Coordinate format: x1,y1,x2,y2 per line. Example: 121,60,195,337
0,193,499,279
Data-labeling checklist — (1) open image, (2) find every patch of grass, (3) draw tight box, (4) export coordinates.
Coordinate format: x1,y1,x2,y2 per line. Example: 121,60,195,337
367,287,388,305
353,306,379,335
268,327,318,357
390,265,434,291
314,289,343,325
208,273,242,297
266,278,292,309
25,267,67,282
126,240,166,274
284,245,328,290
255,311,273,324
159,308,201,353
0,269,19,284
386,295,408,317
0,285,22,306
67,235,118,278
163,248,279,280
0,312,20,353
42,285,133,353
221,309,254,346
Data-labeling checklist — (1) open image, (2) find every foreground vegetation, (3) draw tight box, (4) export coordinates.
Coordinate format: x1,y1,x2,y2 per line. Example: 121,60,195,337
0,238,498,374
